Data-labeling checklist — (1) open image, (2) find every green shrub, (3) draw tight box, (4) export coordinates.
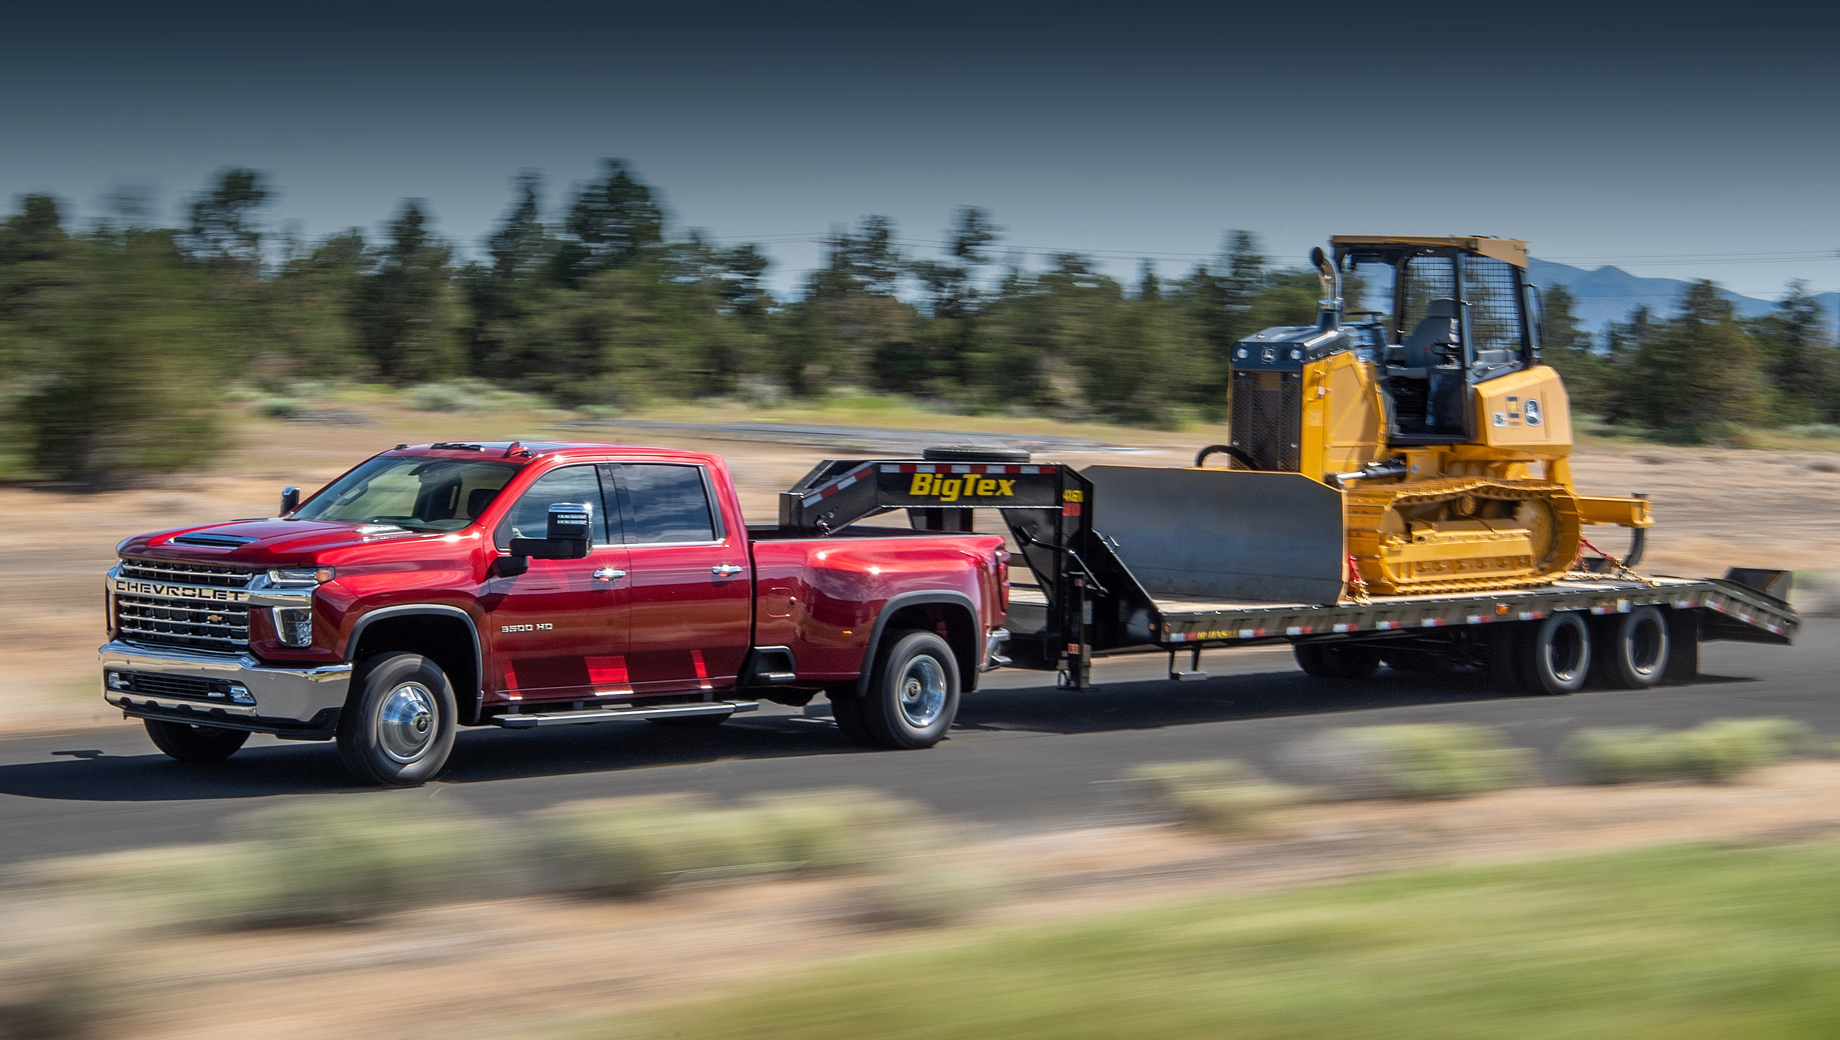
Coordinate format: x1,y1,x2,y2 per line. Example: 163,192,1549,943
254,396,300,418
217,799,512,925
854,854,1012,928
1566,718,1820,784
539,789,931,897
1286,724,1536,800
405,382,471,412
1786,423,1840,439
0,957,106,1040
1120,760,1302,834
743,788,923,870
537,794,780,896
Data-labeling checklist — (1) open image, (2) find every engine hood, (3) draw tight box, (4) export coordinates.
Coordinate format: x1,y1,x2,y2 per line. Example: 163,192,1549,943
119,518,432,567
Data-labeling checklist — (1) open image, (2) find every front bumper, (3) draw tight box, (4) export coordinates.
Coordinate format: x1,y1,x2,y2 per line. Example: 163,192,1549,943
100,640,352,735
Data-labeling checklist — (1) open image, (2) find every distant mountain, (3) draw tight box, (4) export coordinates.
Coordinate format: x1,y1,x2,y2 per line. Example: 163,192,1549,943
1525,257,1837,339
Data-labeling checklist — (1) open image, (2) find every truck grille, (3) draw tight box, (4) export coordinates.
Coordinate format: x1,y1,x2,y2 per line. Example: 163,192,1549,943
118,556,257,589
115,556,257,654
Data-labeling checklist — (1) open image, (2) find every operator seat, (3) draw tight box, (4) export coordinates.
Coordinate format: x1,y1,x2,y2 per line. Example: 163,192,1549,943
1387,298,1466,435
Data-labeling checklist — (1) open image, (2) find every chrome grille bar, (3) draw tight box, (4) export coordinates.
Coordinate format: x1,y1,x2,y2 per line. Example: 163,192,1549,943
118,556,257,589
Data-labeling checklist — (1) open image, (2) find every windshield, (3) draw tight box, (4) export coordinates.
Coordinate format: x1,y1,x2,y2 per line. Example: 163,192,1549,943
294,456,520,532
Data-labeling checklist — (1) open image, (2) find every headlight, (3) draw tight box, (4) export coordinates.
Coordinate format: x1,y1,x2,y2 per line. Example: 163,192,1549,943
268,567,334,587
272,606,315,647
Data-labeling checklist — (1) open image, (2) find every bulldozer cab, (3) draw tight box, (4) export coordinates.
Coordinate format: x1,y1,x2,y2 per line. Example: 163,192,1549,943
1331,236,1539,445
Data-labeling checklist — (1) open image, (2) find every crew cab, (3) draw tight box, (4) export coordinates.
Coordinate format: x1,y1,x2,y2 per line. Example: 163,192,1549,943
102,442,1010,785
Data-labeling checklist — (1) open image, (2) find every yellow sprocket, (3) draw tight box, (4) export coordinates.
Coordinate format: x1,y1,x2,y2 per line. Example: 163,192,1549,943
1344,478,1582,596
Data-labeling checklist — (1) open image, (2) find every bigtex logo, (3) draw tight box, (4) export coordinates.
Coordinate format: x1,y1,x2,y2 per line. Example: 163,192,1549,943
908,473,1016,502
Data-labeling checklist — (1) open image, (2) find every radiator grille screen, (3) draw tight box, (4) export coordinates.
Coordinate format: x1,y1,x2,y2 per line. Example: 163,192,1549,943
1229,371,1302,471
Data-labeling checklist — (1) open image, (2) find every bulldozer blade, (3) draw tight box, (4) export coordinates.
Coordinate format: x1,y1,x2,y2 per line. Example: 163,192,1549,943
1083,466,1345,604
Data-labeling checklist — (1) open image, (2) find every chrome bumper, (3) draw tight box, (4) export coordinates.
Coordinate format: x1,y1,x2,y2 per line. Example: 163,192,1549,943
99,640,352,725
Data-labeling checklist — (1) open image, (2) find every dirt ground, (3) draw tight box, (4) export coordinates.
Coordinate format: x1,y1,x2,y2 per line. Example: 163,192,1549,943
25,759,1839,1040
6,403,1838,736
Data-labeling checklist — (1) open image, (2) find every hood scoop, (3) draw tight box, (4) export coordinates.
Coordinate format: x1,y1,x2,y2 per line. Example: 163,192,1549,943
170,533,258,548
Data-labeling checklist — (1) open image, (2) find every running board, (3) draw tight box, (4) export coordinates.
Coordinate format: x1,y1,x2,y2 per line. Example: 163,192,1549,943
491,701,759,729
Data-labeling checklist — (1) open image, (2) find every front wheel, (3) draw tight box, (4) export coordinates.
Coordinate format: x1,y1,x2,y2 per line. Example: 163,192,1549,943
859,631,961,749
336,652,457,786
144,719,249,763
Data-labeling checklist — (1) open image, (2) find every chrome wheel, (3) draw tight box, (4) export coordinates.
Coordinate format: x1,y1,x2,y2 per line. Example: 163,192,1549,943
898,655,948,728
377,681,437,763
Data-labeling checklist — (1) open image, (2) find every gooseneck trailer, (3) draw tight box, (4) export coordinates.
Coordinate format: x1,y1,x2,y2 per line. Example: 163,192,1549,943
780,451,1798,696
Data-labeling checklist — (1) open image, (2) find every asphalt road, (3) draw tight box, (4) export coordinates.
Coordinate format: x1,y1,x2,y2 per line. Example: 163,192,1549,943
2,624,1833,866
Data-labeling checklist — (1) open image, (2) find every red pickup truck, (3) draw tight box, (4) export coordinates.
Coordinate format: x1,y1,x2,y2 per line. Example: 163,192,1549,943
102,442,1010,785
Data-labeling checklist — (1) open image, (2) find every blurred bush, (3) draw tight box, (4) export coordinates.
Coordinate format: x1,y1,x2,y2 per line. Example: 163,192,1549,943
854,852,1013,928
1285,724,1537,800
1565,718,1820,784
1120,760,1303,834
0,957,104,1040
404,379,544,413
538,788,926,897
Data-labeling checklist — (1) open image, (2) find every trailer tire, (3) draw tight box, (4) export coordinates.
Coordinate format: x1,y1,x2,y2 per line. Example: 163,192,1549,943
143,719,250,763
1594,606,1670,689
859,630,961,749
1519,612,1592,695
1294,642,1382,680
336,652,457,786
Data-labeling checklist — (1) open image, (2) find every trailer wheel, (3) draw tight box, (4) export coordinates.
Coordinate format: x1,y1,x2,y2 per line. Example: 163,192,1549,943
143,719,250,763
336,652,457,786
1519,612,1592,695
1293,642,1382,680
1594,606,1670,689
859,630,961,749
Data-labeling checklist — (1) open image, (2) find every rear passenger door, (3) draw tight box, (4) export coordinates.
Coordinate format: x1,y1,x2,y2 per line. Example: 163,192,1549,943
606,462,752,692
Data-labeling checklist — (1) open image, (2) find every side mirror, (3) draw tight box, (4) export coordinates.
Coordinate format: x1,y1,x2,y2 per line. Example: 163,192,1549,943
507,502,594,561
279,486,300,516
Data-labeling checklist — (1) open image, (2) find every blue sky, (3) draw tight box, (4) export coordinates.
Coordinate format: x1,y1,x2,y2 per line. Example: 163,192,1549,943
5,2,1837,302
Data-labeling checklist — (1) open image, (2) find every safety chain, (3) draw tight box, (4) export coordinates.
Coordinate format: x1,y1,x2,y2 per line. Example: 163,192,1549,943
1345,553,1372,604
1574,535,1656,587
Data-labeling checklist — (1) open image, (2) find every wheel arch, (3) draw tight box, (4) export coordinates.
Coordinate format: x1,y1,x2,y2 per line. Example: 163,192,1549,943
346,605,485,724
849,591,981,700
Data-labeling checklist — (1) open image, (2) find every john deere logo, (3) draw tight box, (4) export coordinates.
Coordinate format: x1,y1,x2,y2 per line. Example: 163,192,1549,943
908,473,1016,503
1261,346,1277,363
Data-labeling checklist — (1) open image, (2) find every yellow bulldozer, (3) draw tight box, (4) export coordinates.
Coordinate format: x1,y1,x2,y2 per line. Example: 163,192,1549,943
1199,235,1650,598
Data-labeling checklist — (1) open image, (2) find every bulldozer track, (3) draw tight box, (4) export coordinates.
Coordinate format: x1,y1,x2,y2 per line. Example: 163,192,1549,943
1344,478,1582,596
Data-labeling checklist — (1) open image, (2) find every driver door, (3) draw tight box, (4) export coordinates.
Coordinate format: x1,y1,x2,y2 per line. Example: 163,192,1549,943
483,464,632,703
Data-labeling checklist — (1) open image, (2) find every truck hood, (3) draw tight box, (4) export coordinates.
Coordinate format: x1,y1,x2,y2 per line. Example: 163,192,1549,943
119,517,431,567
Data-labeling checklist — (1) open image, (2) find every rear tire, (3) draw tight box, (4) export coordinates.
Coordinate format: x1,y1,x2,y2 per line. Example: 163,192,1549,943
336,652,457,786
1518,612,1592,695
859,631,961,749
1293,642,1382,680
1595,606,1670,689
143,719,249,763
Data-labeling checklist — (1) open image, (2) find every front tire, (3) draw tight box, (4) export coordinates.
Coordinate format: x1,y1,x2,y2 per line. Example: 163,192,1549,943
144,719,249,763
336,652,457,786
859,631,961,749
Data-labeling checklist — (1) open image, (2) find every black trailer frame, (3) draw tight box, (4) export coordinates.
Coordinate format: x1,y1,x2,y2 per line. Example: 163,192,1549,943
780,457,1800,689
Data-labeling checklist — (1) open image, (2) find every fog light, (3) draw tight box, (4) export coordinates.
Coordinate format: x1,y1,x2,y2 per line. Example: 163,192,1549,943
105,670,131,692
226,682,256,706
273,606,314,647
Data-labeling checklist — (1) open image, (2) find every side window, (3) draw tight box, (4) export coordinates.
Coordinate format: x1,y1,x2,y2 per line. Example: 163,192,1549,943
612,464,719,544
494,465,612,549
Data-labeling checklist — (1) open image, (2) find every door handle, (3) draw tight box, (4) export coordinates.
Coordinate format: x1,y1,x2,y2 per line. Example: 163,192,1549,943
593,567,626,582
711,564,744,577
